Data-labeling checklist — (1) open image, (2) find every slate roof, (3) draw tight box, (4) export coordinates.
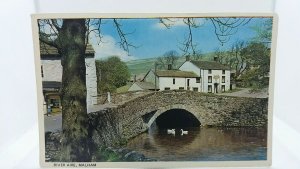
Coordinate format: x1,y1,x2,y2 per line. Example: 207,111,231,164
42,81,61,89
134,82,156,90
155,70,198,78
40,43,94,56
190,60,230,70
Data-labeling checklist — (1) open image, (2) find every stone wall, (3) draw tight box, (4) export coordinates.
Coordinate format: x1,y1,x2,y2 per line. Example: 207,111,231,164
88,109,122,147
97,91,152,104
89,90,268,147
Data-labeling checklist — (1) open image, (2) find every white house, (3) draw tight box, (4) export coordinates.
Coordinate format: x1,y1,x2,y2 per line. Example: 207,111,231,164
179,60,231,93
143,69,200,91
40,43,97,113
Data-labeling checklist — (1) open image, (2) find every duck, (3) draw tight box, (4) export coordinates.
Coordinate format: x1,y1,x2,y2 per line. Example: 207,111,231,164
167,129,175,135
180,129,188,135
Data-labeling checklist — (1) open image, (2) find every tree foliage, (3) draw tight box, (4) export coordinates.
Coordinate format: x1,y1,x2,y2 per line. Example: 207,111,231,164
239,42,270,89
96,56,130,93
156,50,179,70
252,18,273,43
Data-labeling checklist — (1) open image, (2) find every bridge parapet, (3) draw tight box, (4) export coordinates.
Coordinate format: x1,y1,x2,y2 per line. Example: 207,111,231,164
89,90,268,147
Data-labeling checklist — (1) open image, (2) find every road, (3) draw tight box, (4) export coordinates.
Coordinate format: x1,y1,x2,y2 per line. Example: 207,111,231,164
44,104,117,132
44,113,62,132
217,88,268,98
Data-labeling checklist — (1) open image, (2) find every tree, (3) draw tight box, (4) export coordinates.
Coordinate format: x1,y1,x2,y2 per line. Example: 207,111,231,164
229,41,247,78
39,19,90,161
213,40,248,80
96,56,130,93
156,50,179,70
160,18,251,55
38,18,133,161
239,42,270,89
252,18,272,43
192,50,204,61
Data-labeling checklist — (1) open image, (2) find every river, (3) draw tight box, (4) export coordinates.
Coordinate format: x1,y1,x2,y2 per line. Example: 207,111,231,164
126,127,267,161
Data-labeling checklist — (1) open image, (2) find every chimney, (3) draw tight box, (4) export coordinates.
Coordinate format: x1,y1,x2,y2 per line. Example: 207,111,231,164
167,64,172,70
213,56,218,62
134,75,137,82
186,55,191,61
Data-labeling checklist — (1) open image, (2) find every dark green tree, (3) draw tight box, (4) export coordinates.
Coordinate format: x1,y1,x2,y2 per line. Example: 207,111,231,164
96,56,130,93
239,42,270,89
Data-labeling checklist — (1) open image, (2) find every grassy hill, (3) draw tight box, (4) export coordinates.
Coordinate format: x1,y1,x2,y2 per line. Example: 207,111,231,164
126,53,214,77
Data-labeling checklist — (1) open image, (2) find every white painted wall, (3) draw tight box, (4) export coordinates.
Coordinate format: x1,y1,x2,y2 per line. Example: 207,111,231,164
186,78,201,91
85,57,98,106
128,83,143,91
202,70,230,93
179,61,230,93
41,57,98,107
144,70,159,88
179,61,201,76
41,59,62,82
158,77,199,91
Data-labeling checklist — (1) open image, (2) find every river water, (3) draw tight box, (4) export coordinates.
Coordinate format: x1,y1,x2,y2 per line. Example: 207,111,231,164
126,127,267,161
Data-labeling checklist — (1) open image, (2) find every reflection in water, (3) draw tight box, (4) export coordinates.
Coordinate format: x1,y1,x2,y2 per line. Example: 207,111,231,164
126,127,267,161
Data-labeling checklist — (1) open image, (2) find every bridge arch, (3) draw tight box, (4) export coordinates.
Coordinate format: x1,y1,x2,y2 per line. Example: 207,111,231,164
147,104,204,128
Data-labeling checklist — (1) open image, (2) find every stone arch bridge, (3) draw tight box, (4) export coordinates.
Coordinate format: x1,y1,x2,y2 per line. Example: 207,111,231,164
88,90,268,146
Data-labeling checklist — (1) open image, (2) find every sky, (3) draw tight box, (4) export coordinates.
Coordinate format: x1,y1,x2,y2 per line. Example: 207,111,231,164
89,17,272,61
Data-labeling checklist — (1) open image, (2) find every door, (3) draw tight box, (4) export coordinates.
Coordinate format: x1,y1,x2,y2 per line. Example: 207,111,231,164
214,83,218,93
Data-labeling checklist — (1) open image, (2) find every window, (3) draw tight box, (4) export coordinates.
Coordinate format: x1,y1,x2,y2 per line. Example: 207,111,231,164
208,69,212,74
196,77,201,83
173,78,175,84
41,65,44,77
179,87,184,90
222,76,225,83
222,85,225,92
165,87,170,90
222,70,225,74
193,87,198,91
208,76,212,83
208,85,212,93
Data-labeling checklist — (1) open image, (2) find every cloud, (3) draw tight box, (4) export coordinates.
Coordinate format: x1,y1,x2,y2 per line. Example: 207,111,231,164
154,18,206,29
90,34,136,62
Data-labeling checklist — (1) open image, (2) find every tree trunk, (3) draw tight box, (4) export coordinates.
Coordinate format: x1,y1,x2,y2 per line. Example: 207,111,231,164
58,19,90,162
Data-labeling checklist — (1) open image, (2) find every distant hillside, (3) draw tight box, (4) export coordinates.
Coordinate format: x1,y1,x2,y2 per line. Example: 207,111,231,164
126,53,214,77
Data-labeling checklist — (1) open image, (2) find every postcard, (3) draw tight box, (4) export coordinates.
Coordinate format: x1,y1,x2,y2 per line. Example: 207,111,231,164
32,13,277,167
